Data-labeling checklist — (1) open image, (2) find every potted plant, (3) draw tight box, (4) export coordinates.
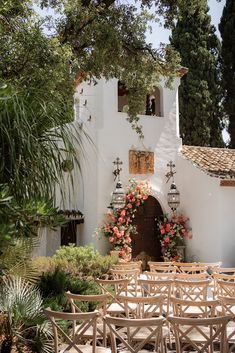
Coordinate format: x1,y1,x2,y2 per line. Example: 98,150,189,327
157,213,192,262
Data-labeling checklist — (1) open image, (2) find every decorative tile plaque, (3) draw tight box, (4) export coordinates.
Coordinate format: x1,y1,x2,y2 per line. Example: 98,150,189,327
220,179,235,187
129,150,154,174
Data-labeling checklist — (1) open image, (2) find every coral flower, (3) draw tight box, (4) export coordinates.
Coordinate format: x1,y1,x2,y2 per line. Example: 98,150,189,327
113,226,119,234
160,229,165,235
120,209,126,217
166,223,171,232
127,203,132,209
118,217,124,224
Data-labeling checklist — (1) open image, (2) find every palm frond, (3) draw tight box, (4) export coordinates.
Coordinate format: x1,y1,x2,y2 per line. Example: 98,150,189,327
0,86,87,202
1,237,40,283
0,276,53,353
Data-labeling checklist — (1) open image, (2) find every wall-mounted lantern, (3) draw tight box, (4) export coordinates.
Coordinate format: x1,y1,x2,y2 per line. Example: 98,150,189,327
165,161,180,212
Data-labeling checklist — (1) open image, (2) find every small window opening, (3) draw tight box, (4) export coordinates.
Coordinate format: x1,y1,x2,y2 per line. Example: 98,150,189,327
145,87,161,116
117,82,161,116
118,81,129,112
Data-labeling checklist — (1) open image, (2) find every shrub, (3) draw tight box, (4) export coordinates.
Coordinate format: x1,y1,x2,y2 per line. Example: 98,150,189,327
53,244,117,278
37,266,101,312
33,245,116,313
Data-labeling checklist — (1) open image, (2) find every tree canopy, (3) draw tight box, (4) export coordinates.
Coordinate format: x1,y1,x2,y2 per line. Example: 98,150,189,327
170,0,224,147
1,0,186,137
219,0,235,149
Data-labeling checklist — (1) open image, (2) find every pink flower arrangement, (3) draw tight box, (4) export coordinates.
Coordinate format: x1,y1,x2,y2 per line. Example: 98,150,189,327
96,179,152,259
157,213,192,262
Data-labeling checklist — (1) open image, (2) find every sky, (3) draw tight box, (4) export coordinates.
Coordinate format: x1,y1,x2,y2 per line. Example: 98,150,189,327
145,0,226,47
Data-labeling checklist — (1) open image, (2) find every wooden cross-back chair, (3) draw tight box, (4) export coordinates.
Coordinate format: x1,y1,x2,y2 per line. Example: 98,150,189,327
105,315,166,353
174,272,208,281
173,262,198,272
171,297,220,318
148,261,174,270
65,292,110,346
214,267,235,275
138,278,173,316
148,263,177,273
44,308,111,353
110,268,140,296
219,296,235,353
95,278,131,316
174,279,211,301
111,261,142,272
117,294,166,319
178,265,208,275
217,279,235,298
168,314,231,353
143,271,175,280
198,262,222,274
213,273,235,298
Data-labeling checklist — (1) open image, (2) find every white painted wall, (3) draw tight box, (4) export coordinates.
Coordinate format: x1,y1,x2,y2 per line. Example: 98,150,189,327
37,76,235,264
177,154,235,267
74,77,182,255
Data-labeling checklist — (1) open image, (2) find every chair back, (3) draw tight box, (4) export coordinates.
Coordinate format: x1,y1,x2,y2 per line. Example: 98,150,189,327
111,261,142,272
105,315,165,353
217,279,235,297
138,278,173,315
44,308,100,353
174,279,211,301
148,263,176,273
219,296,235,352
198,262,222,274
95,278,130,315
168,314,231,353
65,292,110,345
110,269,139,296
213,273,235,298
117,294,166,318
148,261,173,270
178,265,208,274
144,271,175,280
175,272,208,281
216,267,235,275
171,297,220,318
173,262,198,272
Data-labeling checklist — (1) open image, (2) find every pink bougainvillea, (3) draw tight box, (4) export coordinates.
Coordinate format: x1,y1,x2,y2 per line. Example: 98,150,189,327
157,213,192,262
96,179,152,259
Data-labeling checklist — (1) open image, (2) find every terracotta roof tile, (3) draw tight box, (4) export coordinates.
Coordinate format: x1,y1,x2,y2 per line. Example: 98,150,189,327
181,146,235,178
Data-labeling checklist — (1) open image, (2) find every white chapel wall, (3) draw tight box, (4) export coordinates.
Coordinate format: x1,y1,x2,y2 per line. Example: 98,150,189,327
74,77,182,255
177,154,235,266
218,187,235,267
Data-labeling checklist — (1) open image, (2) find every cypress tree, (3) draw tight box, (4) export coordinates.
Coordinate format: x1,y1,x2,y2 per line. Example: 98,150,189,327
219,0,235,148
170,0,224,147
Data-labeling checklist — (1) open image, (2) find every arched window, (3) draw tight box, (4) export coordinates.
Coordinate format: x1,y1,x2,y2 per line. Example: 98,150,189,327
117,82,162,116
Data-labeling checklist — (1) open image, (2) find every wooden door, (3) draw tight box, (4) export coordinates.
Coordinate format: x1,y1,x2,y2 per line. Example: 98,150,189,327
131,196,163,260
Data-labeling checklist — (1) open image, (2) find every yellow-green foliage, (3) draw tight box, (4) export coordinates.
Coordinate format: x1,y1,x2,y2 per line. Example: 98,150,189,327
32,245,117,279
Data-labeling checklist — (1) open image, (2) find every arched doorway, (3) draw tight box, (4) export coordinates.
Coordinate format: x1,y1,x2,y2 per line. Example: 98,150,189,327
131,196,163,260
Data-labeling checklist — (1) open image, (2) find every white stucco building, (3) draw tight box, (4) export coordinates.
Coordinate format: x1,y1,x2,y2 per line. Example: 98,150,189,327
37,74,235,267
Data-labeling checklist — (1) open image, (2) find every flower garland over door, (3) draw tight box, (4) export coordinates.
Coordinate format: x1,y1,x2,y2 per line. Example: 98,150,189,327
96,179,152,259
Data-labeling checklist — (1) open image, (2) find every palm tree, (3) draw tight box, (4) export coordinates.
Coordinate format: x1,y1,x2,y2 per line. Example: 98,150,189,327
0,84,83,201
0,276,53,353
